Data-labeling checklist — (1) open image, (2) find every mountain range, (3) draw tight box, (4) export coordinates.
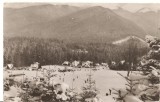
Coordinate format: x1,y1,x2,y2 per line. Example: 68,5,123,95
113,7,160,38
4,4,160,43
4,4,81,36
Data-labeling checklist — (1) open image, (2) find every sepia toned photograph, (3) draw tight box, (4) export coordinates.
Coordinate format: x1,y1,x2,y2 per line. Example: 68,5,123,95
3,2,160,102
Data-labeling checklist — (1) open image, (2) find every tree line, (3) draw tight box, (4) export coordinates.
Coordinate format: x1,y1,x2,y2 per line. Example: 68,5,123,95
4,37,148,67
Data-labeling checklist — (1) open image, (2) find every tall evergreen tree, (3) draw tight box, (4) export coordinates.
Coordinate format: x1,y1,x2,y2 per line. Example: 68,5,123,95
113,35,160,102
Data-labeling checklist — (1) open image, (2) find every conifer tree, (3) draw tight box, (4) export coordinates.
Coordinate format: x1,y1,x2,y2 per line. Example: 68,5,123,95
80,68,99,102
113,35,160,102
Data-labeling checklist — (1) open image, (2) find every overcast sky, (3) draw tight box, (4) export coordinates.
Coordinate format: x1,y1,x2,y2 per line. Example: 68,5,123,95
4,3,160,12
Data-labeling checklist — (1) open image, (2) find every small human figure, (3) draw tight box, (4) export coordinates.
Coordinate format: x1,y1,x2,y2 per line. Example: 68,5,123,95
109,89,112,95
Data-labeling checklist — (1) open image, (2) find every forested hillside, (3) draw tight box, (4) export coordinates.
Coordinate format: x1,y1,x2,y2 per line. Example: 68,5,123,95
4,37,148,67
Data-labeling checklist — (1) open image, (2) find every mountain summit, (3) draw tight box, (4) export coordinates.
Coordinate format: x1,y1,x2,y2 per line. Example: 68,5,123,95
4,5,146,43
136,7,154,13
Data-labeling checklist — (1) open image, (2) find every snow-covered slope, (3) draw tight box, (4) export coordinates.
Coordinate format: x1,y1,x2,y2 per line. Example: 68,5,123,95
112,36,148,48
113,36,145,45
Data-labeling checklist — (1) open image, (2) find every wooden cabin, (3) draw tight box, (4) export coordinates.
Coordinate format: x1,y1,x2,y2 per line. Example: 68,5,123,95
6,64,14,70
82,61,93,68
62,61,70,66
71,60,80,67
29,62,41,71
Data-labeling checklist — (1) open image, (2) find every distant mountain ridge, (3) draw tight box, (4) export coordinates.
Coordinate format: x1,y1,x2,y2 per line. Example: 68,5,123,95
113,7,160,38
4,5,150,43
136,7,154,13
4,4,81,34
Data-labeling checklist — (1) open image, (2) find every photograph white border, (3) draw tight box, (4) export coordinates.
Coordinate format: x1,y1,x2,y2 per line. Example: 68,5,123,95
1,0,160,101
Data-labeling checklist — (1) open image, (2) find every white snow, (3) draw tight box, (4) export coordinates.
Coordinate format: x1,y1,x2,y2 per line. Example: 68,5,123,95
112,36,146,45
124,95,143,102
4,67,128,102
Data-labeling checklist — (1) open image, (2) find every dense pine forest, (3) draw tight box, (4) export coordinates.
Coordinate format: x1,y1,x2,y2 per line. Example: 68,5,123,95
4,37,148,67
